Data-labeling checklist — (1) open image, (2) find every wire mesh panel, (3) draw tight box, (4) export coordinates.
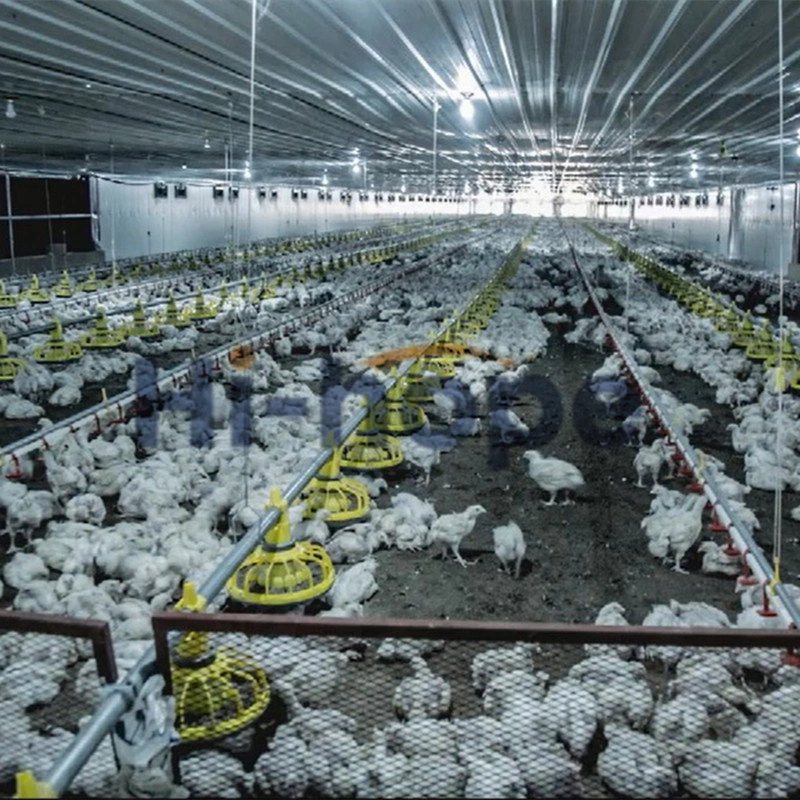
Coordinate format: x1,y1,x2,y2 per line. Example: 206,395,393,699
0,609,117,798
152,612,800,799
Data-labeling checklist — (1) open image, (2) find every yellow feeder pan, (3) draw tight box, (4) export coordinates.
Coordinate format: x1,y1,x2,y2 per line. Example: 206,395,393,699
373,368,428,434
227,487,335,607
25,274,49,304
33,318,82,363
730,314,756,347
188,290,217,320
745,326,778,360
340,399,404,471
80,307,126,348
402,360,438,404
437,326,468,355
298,444,371,525
77,267,98,293
239,276,250,298
124,300,160,339
171,582,270,741
0,329,26,381
764,336,800,368
418,353,456,379
714,307,739,334
104,263,126,287
160,293,192,327
53,270,74,298
0,279,17,308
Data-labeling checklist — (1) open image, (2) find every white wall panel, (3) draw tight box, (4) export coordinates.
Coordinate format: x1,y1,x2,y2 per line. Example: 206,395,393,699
596,182,797,274
96,180,476,261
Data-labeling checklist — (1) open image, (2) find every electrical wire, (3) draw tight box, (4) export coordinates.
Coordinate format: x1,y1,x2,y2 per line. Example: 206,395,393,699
772,0,785,580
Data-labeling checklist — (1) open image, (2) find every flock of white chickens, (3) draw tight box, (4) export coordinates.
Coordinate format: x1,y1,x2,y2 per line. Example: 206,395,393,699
0,217,799,797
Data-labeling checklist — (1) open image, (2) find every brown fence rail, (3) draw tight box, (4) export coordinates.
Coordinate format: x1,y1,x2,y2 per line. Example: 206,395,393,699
0,609,117,799
152,611,800,799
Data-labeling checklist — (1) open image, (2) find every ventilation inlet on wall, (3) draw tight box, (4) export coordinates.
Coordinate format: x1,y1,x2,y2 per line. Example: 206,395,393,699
154,181,168,198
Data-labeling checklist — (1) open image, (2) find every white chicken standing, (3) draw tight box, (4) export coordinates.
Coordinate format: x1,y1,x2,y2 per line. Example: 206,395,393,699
392,656,452,721
428,504,486,567
645,494,707,572
492,521,526,578
522,450,585,505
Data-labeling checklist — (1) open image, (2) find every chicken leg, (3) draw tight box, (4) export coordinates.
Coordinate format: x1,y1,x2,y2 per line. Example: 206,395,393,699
543,491,558,506
514,554,523,579
450,543,476,568
672,550,689,574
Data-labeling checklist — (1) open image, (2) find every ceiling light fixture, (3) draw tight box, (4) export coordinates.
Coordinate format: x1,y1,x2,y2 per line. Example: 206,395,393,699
322,171,328,185
459,95,474,121
647,175,655,188
203,134,210,150
401,182,406,193
85,83,92,89
690,165,698,179
352,162,361,174
5,99,16,119
182,163,187,170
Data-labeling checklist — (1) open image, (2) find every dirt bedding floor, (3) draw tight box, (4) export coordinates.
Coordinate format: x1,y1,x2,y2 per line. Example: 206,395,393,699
359,324,800,628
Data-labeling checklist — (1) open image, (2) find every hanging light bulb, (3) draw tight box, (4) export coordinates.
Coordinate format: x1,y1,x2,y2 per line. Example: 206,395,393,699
5,99,16,119
322,171,329,186
459,97,474,121
352,161,361,174
690,165,698,179
203,132,210,150
647,174,655,188
401,182,406,193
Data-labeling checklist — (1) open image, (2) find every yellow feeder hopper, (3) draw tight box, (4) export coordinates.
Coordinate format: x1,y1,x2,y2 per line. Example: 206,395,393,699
80,307,125,348
0,329,26,381
0,280,17,308
170,582,271,742
53,270,74,298
227,487,335,607
33,318,83,363
24,274,49,304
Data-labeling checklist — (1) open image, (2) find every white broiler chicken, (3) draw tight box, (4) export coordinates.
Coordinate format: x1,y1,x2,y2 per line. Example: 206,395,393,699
698,540,741,576
633,438,668,488
393,656,452,721
645,493,707,572
471,642,536,693
327,557,378,609
522,450,585,505
585,601,635,661
325,524,386,564
492,521,526,578
598,725,677,798
428,504,486,567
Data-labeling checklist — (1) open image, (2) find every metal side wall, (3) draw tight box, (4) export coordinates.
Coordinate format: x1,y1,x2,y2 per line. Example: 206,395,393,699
95,180,501,261
597,182,798,274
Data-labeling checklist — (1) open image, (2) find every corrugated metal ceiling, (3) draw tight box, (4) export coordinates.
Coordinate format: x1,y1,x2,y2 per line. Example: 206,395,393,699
0,0,797,195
